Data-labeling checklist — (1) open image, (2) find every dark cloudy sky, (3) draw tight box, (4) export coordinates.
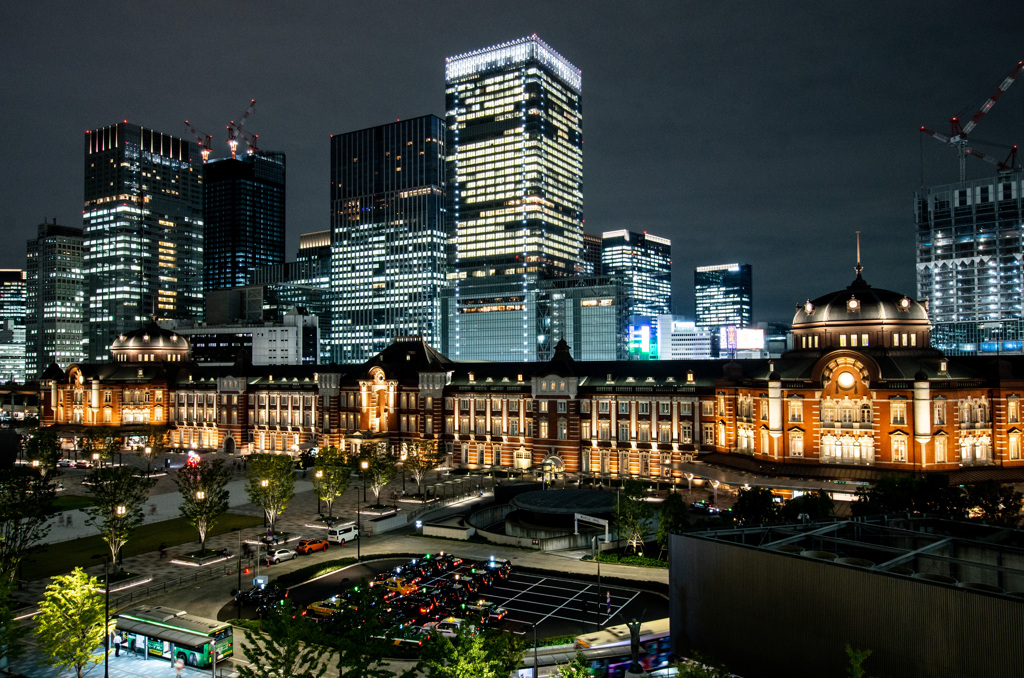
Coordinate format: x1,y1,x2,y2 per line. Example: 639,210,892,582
2,1,1023,324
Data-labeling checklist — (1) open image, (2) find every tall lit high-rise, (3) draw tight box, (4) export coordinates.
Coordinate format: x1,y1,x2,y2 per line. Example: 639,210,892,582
916,175,1024,353
601,230,672,319
83,123,204,360
0,270,26,383
445,35,583,361
203,151,286,294
26,220,85,377
694,263,753,335
329,116,447,363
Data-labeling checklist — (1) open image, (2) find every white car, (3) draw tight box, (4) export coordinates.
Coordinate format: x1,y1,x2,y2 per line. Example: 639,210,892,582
421,617,473,638
265,548,297,564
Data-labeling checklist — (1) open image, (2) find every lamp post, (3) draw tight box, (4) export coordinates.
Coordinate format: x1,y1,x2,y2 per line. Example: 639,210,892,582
260,479,269,529
358,459,368,561
196,491,206,553
315,470,323,515
361,459,368,503
593,535,601,628
144,446,151,477
102,554,111,678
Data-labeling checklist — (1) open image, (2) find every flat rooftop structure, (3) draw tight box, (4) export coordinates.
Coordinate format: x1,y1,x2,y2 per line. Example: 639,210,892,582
669,517,1024,678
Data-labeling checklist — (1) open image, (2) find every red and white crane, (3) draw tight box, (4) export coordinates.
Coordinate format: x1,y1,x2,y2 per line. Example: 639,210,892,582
184,120,213,163
920,60,1023,181
226,98,257,159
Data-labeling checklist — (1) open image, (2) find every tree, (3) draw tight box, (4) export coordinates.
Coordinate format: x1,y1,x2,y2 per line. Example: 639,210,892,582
845,643,874,678
614,479,652,554
312,446,352,518
0,466,56,583
404,439,444,497
23,427,61,475
780,490,834,523
552,651,591,678
83,466,155,567
244,453,296,531
422,624,506,678
322,585,420,678
34,567,112,678
966,480,1023,527
656,492,690,551
175,458,232,553
137,424,167,476
671,653,731,678
850,474,918,517
361,441,398,506
732,486,779,525
236,600,327,678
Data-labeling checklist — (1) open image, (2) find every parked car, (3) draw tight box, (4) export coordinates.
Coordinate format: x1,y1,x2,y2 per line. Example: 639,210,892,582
421,616,473,638
235,582,287,608
326,523,359,545
378,577,419,596
305,596,346,621
57,459,73,468
295,538,329,555
265,548,297,564
465,599,508,622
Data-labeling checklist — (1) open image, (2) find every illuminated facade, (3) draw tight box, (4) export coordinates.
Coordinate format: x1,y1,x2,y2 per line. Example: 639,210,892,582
203,152,286,293
83,123,204,361
916,175,1024,354
37,266,1024,482
329,116,447,363
26,221,85,380
695,263,753,339
445,36,584,361
601,230,672,320
0,269,27,383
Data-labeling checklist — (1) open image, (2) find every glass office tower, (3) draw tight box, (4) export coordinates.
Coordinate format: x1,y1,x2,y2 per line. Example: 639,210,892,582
329,115,447,363
601,230,672,317
694,263,753,335
445,35,583,361
0,270,27,383
83,123,204,360
26,221,85,378
203,152,286,293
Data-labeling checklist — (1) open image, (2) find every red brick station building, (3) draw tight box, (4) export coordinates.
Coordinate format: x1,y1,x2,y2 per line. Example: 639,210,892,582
34,267,1024,485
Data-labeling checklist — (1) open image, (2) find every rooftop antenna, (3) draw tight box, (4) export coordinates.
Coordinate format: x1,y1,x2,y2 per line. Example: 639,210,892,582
851,231,860,278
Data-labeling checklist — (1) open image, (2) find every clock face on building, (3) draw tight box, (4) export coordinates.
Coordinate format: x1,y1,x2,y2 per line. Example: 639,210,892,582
837,371,856,389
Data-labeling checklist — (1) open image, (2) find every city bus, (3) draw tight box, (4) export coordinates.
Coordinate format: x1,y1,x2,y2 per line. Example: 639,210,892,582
115,606,233,669
573,617,672,677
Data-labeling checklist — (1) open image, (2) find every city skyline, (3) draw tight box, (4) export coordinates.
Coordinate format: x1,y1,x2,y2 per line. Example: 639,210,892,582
2,2,1023,323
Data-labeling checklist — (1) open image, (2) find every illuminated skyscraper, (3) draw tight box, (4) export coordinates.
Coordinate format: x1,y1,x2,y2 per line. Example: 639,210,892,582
601,230,672,318
329,115,447,363
25,220,85,377
694,263,753,335
0,269,26,383
203,151,286,293
445,35,583,361
83,122,204,360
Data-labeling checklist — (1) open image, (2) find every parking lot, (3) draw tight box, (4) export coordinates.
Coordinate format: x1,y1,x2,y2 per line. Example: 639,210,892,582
238,552,667,641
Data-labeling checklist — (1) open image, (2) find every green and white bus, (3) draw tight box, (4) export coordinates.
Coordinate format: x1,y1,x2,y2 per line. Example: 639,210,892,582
116,606,233,669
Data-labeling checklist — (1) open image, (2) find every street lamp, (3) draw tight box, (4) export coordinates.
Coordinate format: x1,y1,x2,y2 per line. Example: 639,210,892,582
91,553,111,678
315,470,323,515
92,452,100,468
144,446,151,476
260,479,269,529
360,459,368,503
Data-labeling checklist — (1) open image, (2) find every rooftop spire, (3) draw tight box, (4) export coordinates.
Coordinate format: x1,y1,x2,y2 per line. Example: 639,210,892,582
855,231,863,278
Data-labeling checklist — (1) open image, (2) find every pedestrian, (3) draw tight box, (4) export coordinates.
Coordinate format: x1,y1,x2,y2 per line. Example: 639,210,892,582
66,514,73,528
159,543,167,559
165,457,170,470
174,656,185,676
606,590,611,614
114,633,121,657
150,504,157,516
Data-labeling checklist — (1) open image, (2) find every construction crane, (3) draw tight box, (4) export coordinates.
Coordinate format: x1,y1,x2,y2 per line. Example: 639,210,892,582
921,60,1023,181
184,121,213,162
226,98,257,159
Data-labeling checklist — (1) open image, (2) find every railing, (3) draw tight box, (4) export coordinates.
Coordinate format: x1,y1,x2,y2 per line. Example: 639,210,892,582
110,562,236,609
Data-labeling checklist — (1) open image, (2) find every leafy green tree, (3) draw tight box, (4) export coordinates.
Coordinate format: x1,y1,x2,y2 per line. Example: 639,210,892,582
404,439,444,497
312,446,353,518
23,427,61,475
321,585,419,678
845,643,874,678
780,490,834,523
83,466,155,567
245,453,296,531
733,486,779,525
966,480,1023,527
656,492,690,550
236,600,327,678
361,441,398,506
422,623,505,678
551,651,591,678
614,479,653,554
0,466,56,583
487,630,526,675
34,567,112,678
672,653,731,678
175,458,232,553
137,424,167,475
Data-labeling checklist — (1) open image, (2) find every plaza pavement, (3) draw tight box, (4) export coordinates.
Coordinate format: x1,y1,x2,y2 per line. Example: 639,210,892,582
6,452,691,677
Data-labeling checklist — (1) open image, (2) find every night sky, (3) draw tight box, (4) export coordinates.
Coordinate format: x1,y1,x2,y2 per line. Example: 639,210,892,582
3,1,1023,324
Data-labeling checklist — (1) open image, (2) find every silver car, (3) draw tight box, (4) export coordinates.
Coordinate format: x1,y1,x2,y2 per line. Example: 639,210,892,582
265,548,297,564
